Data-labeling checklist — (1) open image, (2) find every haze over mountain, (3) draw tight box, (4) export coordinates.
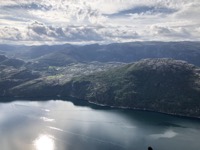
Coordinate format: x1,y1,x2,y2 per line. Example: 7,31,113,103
1,42,200,67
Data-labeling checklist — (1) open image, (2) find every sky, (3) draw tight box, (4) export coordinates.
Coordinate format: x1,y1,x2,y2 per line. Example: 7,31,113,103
0,0,200,45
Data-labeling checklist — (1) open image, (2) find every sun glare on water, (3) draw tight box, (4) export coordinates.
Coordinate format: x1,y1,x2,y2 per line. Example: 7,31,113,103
34,134,55,150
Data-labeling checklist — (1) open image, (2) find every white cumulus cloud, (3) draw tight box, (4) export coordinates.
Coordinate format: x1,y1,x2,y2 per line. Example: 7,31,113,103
0,0,200,44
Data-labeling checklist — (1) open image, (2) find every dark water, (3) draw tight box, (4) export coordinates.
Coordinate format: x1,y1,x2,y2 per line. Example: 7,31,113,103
0,100,200,150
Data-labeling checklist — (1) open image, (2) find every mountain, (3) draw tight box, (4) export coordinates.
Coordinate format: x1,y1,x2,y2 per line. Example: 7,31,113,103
1,42,200,67
0,55,40,98
67,59,200,118
7,62,124,98
4,58,200,118
1,41,200,118
0,54,25,68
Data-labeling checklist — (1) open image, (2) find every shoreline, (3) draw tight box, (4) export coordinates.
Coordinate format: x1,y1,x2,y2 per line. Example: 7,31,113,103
1,96,200,120
87,100,200,120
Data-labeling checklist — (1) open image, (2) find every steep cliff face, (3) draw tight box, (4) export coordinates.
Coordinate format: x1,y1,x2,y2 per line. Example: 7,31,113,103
68,59,200,117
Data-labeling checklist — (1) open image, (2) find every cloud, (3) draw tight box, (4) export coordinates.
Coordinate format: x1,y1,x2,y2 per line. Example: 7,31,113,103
0,21,104,43
0,26,25,41
0,0,107,26
174,2,200,21
99,26,139,42
0,0,200,44
27,21,103,41
0,21,140,44
2,2,51,11
149,25,191,37
108,6,177,18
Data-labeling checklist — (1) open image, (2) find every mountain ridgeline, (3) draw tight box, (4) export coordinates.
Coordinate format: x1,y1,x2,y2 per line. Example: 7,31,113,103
1,42,200,67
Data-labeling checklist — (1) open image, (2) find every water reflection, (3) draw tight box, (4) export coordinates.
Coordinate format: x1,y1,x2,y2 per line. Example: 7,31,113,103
40,117,55,122
150,130,178,139
34,134,55,150
0,100,200,150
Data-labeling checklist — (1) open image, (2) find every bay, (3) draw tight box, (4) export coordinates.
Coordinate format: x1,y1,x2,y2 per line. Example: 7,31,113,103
0,99,200,150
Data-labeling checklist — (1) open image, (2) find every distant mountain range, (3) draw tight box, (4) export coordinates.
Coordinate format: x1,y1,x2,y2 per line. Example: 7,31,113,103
0,42,200,118
1,42,200,67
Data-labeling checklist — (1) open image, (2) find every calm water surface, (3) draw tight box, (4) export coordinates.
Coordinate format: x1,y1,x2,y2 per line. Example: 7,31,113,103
0,100,200,150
